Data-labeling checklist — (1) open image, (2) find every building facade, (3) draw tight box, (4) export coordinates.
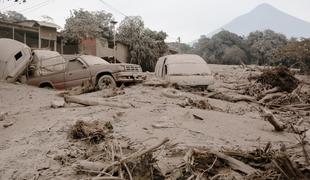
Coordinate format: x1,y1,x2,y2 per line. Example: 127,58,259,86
0,20,62,53
79,38,129,63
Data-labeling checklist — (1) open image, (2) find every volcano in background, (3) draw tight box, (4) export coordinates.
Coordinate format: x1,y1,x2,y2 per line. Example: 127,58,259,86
208,3,310,38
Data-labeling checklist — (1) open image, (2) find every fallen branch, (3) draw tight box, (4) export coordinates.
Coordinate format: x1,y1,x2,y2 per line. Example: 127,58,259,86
98,138,169,176
92,177,125,180
73,160,107,172
64,95,99,106
64,95,131,109
268,104,310,112
259,92,285,104
3,122,14,128
260,108,286,132
208,91,257,103
211,150,258,175
259,87,280,99
272,150,304,179
192,149,258,175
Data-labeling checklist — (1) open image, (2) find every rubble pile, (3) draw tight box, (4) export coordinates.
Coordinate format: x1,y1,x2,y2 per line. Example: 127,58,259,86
60,120,168,179
168,144,310,180
69,120,113,144
255,66,299,93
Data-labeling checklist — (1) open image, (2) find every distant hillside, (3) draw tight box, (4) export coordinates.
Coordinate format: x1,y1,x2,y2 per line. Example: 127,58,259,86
209,3,310,38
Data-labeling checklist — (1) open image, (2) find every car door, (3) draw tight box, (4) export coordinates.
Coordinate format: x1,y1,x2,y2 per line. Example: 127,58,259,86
65,58,91,89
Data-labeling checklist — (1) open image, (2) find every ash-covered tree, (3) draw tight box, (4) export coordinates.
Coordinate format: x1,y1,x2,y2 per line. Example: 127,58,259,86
166,42,192,54
63,9,113,42
247,30,287,65
275,39,310,74
222,45,247,65
117,16,168,71
192,35,210,60
0,11,27,22
192,31,249,64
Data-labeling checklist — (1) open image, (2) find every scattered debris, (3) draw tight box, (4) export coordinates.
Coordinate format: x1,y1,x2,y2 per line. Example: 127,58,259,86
102,87,125,98
260,108,286,132
143,78,170,88
69,120,113,144
183,98,213,110
51,100,65,108
208,91,257,103
64,95,100,106
168,144,310,180
64,95,131,109
0,112,7,121
254,66,299,93
152,122,176,129
67,80,95,95
161,88,185,99
68,127,168,180
193,114,204,120
3,122,14,128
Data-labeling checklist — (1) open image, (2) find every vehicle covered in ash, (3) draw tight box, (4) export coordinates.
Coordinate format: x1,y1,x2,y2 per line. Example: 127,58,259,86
0,38,145,89
155,54,214,87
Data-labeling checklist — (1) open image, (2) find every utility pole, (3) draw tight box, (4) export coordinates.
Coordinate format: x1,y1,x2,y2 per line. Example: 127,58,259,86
177,37,181,54
110,20,118,63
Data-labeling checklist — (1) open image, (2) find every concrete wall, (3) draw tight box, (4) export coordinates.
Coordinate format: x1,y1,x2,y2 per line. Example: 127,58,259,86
115,43,129,63
65,38,129,62
80,39,97,55
95,38,129,63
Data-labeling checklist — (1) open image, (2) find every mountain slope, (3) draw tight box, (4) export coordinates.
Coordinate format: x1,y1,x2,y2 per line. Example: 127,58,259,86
210,3,310,38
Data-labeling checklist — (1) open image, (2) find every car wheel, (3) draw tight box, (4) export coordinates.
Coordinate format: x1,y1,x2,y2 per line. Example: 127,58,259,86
40,83,53,89
97,75,116,90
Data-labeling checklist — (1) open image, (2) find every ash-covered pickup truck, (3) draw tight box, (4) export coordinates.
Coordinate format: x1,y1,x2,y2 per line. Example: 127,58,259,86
0,38,145,90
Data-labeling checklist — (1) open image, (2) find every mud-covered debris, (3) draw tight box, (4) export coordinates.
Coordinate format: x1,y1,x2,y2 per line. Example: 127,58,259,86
255,66,299,92
51,100,65,108
143,78,170,88
67,80,95,95
3,122,14,128
69,120,113,144
102,87,125,98
184,98,212,110
125,152,165,180
0,112,8,121
169,145,310,180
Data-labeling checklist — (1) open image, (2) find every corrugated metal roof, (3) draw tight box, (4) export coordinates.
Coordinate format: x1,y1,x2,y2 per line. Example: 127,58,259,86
37,21,61,29
16,20,61,29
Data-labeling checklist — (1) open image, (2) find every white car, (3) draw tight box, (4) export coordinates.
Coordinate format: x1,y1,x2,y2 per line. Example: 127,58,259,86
155,54,214,87
0,38,32,82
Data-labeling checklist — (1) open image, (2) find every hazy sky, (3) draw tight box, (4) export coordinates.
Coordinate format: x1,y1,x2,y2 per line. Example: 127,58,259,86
1,0,310,42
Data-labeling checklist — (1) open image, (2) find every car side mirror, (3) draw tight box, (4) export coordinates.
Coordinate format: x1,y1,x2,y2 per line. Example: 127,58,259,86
82,65,87,69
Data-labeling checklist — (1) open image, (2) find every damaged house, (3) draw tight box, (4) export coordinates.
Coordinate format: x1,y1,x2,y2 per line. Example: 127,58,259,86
63,37,129,63
0,20,62,53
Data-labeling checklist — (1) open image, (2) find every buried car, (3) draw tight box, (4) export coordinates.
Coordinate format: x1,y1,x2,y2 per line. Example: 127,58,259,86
0,38,145,90
155,54,214,87
0,38,32,82
27,53,145,90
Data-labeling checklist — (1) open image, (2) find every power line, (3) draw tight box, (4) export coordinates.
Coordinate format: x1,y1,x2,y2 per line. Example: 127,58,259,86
0,1,22,11
22,1,51,14
18,0,50,13
97,0,127,17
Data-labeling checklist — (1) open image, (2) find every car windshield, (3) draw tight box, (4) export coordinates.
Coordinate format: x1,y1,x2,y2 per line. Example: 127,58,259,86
82,55,109,65
168,63,211,75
